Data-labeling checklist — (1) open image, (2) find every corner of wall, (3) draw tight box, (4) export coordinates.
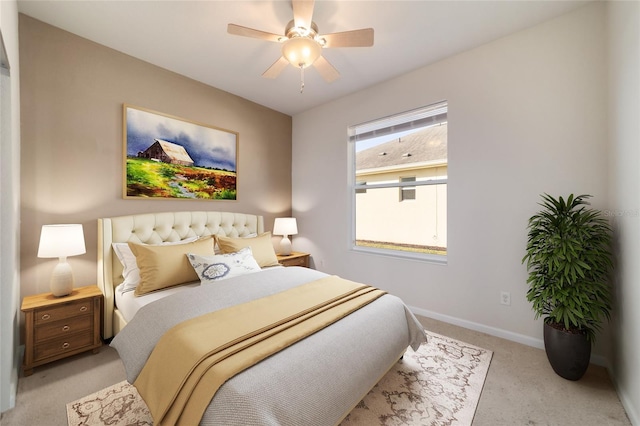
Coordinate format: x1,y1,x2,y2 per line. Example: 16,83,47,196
0,0,21,414
605,1,640,424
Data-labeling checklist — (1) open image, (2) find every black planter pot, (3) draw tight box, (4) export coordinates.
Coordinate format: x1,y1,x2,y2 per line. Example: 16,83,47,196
543,322,591,381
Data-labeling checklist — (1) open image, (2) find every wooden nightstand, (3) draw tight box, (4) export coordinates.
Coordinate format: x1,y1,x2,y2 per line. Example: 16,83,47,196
21,285,103,376
277,251,310,268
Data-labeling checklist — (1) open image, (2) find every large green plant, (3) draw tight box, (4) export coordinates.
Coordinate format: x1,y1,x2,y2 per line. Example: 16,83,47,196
522,194,613,342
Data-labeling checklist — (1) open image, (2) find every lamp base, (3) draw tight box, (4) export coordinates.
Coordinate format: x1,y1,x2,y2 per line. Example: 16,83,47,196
278,236,292,256
50,259,74,297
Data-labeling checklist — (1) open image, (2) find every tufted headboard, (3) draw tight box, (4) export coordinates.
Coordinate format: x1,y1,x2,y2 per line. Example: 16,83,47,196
97,211,264,338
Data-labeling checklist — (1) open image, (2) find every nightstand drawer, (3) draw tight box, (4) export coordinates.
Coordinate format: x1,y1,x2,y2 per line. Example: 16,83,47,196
277,252,310,268
34,299,93,325
283,256,308,267
35,315,93,341
34,332,94,361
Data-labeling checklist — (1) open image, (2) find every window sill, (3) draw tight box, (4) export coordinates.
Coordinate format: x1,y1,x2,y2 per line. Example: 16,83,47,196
351,245,447,265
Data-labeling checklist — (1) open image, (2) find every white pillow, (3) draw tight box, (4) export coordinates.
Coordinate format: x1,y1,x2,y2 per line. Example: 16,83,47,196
113,236,198,293
187,247,261,284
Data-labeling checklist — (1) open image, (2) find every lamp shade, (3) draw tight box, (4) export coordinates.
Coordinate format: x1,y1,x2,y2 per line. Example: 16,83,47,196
273,218,298,237
38,224,85,297
282,37,321,68
38,224,86,258
273,218,298,256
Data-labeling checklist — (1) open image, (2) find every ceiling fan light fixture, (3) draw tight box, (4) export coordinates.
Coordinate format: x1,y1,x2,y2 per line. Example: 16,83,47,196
282,36,322,68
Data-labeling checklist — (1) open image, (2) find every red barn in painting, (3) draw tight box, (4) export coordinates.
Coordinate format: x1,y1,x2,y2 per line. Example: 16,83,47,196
138,139,194,166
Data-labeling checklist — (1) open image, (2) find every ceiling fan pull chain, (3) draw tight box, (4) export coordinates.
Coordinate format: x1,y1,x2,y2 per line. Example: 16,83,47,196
300,66,305,93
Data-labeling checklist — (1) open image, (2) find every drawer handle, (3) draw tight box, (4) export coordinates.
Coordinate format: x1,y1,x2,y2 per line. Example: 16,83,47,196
62,342,70,349
79,306,88,312
41,314,51,320
62,325,70,332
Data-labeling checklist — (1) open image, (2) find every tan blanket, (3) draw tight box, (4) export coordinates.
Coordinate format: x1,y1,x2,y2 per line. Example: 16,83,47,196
133,275,386,426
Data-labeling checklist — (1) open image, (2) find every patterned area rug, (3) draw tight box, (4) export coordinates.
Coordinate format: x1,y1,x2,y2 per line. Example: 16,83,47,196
67,331,492,426
341,331,493,426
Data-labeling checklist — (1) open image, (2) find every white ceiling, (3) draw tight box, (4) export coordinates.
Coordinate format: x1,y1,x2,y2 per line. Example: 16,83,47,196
17,0,590,116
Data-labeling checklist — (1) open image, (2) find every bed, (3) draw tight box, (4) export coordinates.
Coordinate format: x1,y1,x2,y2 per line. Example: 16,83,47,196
98,211,427,426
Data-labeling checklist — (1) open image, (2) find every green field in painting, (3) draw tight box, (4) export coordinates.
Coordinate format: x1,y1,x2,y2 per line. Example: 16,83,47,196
126,158,236,200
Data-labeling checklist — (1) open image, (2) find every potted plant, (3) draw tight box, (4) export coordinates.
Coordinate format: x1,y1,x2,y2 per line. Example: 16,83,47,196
522,194,613,380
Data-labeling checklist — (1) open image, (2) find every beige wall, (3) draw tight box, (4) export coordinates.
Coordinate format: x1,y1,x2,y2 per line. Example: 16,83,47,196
355,166,447,248
19,15,292,299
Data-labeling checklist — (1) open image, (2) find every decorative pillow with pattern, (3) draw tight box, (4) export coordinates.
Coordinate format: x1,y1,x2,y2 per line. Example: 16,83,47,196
187,247,261,284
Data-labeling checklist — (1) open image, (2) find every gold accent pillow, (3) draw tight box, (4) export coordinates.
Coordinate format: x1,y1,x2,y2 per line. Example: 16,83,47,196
216,232,279,268
130,236,215,296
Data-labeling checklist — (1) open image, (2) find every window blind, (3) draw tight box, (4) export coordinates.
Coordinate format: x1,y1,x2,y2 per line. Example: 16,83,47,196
348,101,448,143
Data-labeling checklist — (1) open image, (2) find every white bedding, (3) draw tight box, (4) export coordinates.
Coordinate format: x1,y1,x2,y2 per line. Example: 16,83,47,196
111,267,427,426
115,266,285,322
115,281,200,323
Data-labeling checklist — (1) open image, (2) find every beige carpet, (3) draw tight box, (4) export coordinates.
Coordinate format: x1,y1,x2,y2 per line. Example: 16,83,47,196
67,331,492,426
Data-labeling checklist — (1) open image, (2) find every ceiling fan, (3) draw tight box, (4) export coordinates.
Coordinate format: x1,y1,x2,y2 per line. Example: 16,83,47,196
227,0,374,91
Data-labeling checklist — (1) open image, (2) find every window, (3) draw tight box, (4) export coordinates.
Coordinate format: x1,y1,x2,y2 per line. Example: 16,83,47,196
400,177,416,201
349,101,448,260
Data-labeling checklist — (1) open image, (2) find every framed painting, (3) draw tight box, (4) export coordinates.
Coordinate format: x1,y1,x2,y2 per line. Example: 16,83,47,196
123,104,237,200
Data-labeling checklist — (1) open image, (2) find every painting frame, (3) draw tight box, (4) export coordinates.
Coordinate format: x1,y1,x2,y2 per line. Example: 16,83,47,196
123,104,238,200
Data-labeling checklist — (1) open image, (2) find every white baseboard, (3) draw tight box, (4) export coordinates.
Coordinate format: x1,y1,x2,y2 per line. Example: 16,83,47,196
409,305,610,368
616,388,639,426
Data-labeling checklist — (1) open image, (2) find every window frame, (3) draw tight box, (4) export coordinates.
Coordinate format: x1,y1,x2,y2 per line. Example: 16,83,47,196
348,101,448,264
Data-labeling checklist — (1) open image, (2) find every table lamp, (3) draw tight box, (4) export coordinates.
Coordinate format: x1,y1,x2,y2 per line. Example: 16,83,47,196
273,217,298,256
37,224,86,297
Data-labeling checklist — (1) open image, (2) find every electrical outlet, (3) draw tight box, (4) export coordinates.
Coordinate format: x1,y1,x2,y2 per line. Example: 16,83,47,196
500,291,511,306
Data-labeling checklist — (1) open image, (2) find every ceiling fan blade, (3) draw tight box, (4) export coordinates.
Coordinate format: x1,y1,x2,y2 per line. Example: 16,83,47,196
313,55,340,83
292,0,315,30
262,56,290,79
320,28,374,48
227,24,283,43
